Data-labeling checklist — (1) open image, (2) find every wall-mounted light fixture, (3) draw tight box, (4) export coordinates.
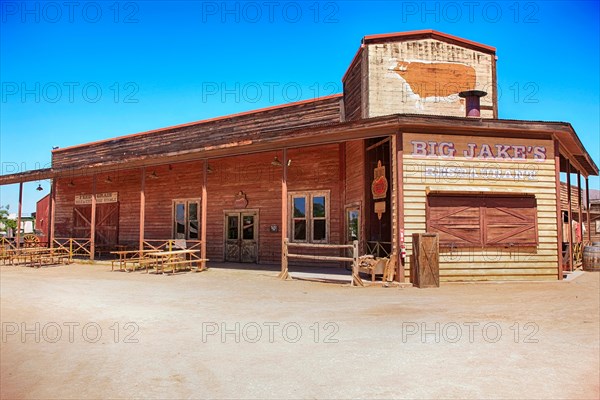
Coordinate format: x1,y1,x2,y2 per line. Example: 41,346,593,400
36,184,43,191
207,164,213,174
148,171,159,179
67,180,75,187
271,156,282,166
104,176,113,183
271,156,291,167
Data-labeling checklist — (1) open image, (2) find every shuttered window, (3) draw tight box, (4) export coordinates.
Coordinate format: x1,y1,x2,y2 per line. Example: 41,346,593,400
426,194,538,247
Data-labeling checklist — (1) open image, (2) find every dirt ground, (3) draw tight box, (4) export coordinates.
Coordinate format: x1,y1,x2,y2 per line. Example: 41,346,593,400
1,263,598,400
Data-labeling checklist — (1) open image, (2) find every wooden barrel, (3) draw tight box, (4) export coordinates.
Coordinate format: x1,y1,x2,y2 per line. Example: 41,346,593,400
583,246,600,271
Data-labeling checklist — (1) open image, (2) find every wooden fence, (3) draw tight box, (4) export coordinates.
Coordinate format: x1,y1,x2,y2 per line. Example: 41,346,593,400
53,238,92,262
280,239,363,286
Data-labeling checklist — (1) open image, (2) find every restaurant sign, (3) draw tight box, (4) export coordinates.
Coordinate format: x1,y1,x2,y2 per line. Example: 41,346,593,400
409,139,547,161
371,160,388,200
75,192,118,205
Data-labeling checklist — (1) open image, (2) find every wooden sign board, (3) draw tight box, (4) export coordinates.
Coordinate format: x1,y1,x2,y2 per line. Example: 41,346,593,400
75,192,118,205
374,201,386,220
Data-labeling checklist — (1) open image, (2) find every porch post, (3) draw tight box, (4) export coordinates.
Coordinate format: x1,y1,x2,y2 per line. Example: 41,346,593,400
16,181,23,249
586,177,591,242
566,162,573,271
396,132,405,282
554,142,563,279
49,178,56,249
90,175,97,260
278,149,289,280
200,160,208,271
139,167,146,253
577,170,583,245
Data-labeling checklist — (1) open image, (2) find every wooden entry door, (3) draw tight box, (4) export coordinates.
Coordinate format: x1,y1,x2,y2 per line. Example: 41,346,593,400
225,211,258,263
73,203,119,247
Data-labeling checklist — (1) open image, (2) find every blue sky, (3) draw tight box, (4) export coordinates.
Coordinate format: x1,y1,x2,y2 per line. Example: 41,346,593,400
1,0,599,214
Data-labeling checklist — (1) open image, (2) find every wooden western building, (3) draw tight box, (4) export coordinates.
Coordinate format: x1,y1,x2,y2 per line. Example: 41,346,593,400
1,30,597,281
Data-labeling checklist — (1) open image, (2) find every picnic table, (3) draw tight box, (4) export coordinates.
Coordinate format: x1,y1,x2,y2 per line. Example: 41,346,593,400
3,247,70,268
110,249,160,272
145,249,207,274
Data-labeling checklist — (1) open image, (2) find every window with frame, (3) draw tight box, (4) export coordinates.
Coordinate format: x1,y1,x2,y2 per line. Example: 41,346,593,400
426,194,538,247
173,200,200,240
289,192,329,243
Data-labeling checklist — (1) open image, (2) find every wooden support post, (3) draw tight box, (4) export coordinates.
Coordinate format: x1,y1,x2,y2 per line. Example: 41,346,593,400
49,178,56,250
586,177,591,243
200,160,208,271
577,170,583,244
139,167,146,253
554,142,563,279
339,143,346,263
278,149,290,280
396,132,405,282
351,240,364,287
90,175,97,261
16,182,23,249
566,162,573,271
279,238,289,280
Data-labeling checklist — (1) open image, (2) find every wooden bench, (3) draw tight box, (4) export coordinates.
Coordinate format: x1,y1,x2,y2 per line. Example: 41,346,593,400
151,258,209,274
111,250,159,272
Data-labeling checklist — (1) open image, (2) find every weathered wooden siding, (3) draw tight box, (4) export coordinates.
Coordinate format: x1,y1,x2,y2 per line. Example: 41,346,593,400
560,182,582,212
52,96,342,171
402,133,558,281
342,49,365,121
35,194,51,244
344,140,365,250
54,145,342,264
366,39,495,118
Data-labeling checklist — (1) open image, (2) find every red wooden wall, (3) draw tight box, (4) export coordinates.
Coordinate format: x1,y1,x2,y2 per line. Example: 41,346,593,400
53,145,343,264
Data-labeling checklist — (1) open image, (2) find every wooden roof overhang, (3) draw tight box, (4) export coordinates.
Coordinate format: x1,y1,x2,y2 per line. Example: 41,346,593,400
0,114,597,186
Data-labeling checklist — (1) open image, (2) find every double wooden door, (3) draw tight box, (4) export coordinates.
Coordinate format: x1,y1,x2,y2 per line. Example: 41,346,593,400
73,203,119,247
225,211,258,263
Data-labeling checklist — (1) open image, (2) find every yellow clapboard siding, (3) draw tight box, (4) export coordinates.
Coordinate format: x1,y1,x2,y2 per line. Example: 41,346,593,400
439,258,558,265
403,158,556,167
400,136,559,282
440,267,558,274
440,275,557,282
403,185,557,194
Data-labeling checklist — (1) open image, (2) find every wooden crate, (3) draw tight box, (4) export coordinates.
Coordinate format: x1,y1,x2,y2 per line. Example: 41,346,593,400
411,233,440,288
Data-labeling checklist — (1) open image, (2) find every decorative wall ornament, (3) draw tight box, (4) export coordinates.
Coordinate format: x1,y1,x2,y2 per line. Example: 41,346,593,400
371,160,388,200
234,191,248,209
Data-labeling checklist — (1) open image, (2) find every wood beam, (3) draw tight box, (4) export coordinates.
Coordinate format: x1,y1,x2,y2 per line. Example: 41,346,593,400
16,182,23,249
566,162,573,271
339,143,346,264
200,161,208,271
90,175,97,260
278,149,290,280
577,170,583,245
396,132,405,283
49,179,56,249
554,141,563,279
586,177,591,243
139,167,146,253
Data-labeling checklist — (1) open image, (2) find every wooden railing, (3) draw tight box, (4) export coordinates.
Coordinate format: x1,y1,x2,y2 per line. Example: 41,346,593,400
53,238,92,262
1,237,17,250
1,237,17,264
366,241,392,258
281,239,362,286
